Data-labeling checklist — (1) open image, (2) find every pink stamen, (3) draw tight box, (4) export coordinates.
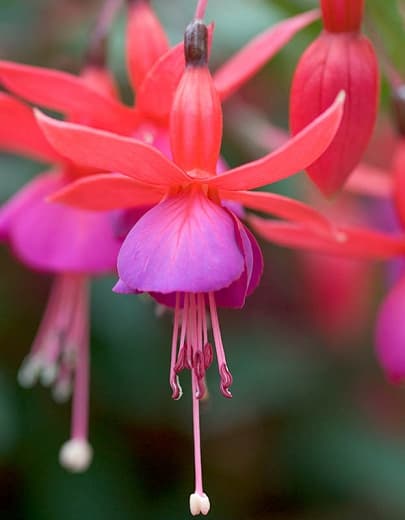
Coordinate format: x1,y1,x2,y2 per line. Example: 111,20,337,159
70,280,90,441
170,293,182,399
194,0,208,20
208,292,233,398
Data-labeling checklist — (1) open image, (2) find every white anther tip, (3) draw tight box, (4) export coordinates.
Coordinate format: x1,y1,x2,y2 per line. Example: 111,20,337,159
52,380,72,403
189,492,210,516
40,363,58,387
17,356,42,388
59,439,93,473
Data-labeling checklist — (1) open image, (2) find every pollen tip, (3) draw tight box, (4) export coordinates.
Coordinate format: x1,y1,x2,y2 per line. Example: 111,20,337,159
59,439,93,473
17,355,42,388
40,363,58,387
52,380,72,403
189,492,211,516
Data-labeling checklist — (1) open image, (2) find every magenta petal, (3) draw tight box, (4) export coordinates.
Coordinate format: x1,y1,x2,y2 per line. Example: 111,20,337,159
215,215,263,308
215,217,250,308
245,226,264,296
117,190,245,293
376,276,405,384
0,171,59,241
7,173,120,273
111,206,151,240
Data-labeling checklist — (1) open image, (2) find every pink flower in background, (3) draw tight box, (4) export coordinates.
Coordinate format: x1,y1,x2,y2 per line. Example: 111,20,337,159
36,10,344,512
290,0,379,196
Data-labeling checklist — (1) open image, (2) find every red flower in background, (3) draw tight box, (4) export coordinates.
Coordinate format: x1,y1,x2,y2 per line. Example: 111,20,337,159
290,0,379,196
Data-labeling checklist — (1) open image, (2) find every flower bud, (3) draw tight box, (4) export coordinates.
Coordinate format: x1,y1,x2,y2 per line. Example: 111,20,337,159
170,20,222,173
290,1,379,196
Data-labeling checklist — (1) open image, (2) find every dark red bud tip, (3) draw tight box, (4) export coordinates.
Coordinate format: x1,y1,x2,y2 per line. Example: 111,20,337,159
392,85,405,136
184,19,208,67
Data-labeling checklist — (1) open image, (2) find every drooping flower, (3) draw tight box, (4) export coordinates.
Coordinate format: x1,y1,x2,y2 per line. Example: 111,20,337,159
0,82,123,473
0,0,326,473
290,0,379,196
36,13,344,513
250,84,405,383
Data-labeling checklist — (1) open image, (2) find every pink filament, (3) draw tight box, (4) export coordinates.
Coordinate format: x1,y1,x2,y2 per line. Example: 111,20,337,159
169,293,181,399
208,292,233,398
192,373,204,495
70,279,90,440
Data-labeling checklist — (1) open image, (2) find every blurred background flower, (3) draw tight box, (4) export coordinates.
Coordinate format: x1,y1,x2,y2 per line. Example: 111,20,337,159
1,0,405,518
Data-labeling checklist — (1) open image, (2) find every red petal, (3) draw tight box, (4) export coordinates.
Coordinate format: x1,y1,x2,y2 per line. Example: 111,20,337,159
0,60,136,133
0,94,60,162
36,111,189,186
136,24,214,122
50,173,164,210
250,217,405,259
206,92,345,191
126,0,169,91
219,189,331,232
214,10,320,101
345,163,392,198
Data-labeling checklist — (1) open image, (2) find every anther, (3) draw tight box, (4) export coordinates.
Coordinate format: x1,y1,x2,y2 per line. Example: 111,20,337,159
184,20,208,67
189,492,210,516
17,355,43,388
59,438,93,473
203,343,213,369
170,375,183,401
219,363,233,398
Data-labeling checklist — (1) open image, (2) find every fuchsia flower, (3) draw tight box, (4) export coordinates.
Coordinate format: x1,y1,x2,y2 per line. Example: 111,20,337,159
0,0,331,477
0,73,124,473
290,0,379,196
35,13,344,513
250,85,405,384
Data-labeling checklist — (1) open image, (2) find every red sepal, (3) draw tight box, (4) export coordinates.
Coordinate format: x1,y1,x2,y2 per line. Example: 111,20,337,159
126,0,169,91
